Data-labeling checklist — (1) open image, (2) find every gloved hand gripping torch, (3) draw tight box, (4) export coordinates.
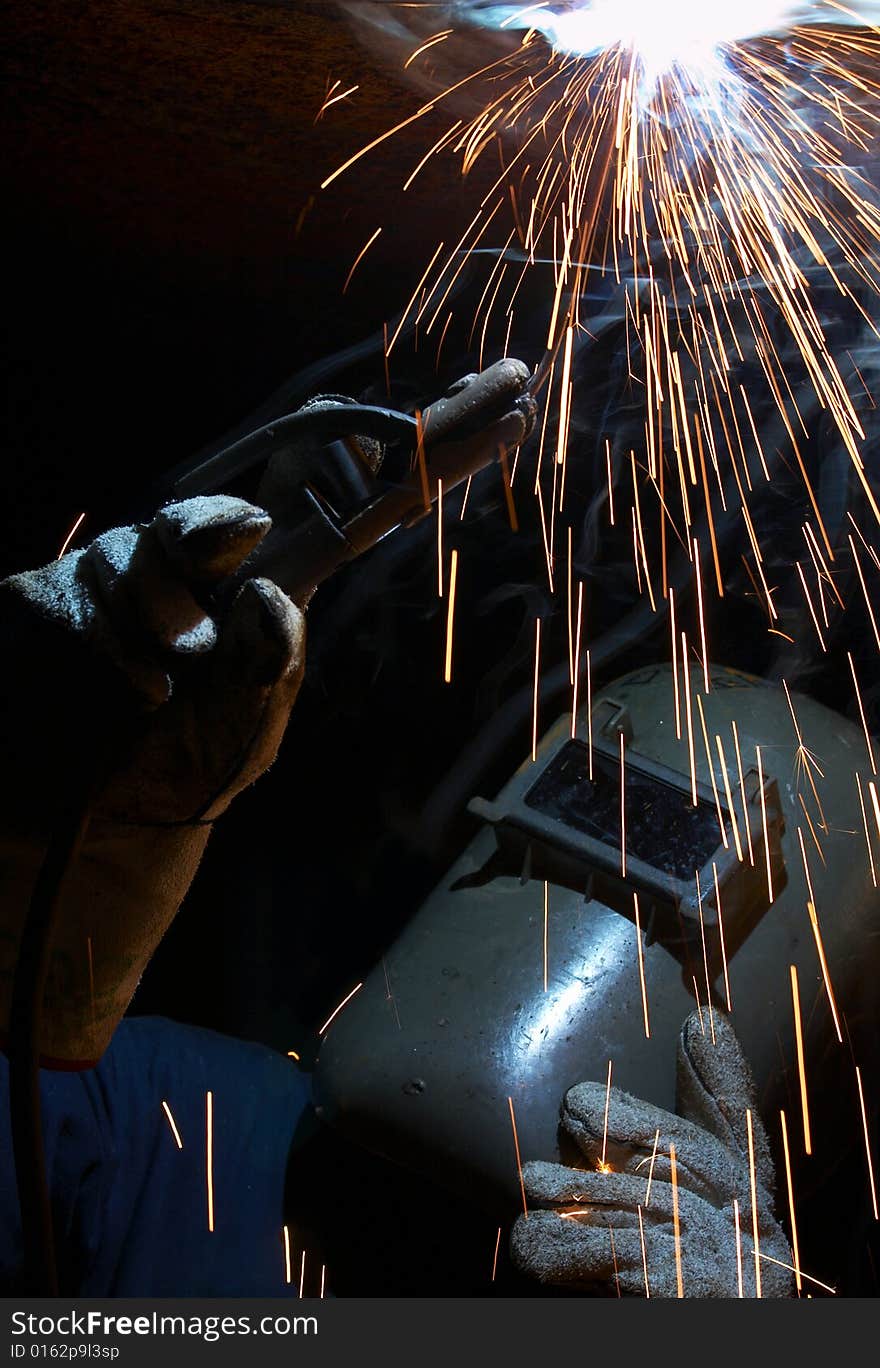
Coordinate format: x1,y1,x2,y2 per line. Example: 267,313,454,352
2,356,536,1293
165,357,537,605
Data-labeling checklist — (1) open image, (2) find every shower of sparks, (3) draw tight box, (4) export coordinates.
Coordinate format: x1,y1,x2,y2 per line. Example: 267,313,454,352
319,981,364,1035
790,964,813,1154
329,2,880,598
312,0,880,1289
161,1101,184,1150
780,1109,803,1292
855,1065,879,1220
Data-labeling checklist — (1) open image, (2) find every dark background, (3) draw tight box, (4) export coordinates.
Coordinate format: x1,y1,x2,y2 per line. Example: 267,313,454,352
4,3,879,1295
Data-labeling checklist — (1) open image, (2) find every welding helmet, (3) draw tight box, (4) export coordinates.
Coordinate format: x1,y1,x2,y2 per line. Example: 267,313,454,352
315,663,879,1274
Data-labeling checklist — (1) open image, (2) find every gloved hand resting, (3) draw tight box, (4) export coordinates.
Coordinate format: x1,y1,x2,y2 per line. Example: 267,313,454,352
511,1010,794,1297
0,496,304,1065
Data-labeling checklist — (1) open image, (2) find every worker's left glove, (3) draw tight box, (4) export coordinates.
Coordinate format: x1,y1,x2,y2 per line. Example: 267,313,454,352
511,1011,794,1297
0,496,304,1065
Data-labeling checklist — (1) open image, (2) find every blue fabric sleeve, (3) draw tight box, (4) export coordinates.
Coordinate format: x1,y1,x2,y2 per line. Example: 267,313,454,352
0,1017,314,1296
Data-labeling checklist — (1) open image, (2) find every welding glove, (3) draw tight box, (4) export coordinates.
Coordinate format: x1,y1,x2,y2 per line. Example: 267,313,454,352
0,496,304,1066
511,1011,794,1297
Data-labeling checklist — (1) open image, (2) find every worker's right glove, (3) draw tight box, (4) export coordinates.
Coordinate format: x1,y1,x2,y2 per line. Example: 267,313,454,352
511,1011,794,1297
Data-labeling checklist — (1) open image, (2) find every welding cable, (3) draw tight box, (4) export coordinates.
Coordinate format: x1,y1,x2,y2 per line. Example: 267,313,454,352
163,403,419,504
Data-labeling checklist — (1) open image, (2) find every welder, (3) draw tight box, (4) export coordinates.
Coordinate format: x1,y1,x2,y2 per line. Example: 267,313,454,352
0,355,799,1299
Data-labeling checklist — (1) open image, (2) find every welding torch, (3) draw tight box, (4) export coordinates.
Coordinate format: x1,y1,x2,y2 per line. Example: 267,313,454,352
161,357,537,606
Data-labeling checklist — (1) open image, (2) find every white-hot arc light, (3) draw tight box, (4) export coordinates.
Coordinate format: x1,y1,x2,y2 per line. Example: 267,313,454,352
476,2,878,90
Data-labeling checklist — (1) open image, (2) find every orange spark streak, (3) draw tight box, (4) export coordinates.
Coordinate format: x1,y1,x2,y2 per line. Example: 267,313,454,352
682,633,697,806
790,965,812,1156
670,1144,684,1298
746,1110,762,1298
319,982,364,1036
637,1205,650,1298
697,696,729,851
849,652,877,775
695,872,716,1046
543,881,549,993
733,1199,745,1298
633,893,650,1039
713,862,733,1012
343,227,382,294
586,648,594,781
492,1227,502,1282
756,746,774,904
806,901,843,1044
300,1250,306,1299
445,549,459,685
609,1225,622,1297
644,1128,660,1207
600,1060,613,1170
855,1066,879,1222
619,731,626,879
283,1226,292,1286
856,772,878,887
57,512,86,560
532,616,541,760
508,1096,528,1219
780,1111,803,1294
571,582,584,738
321,104,435,189
437,478,444,598
670,585,681,739
206,1091,214,1233
320,1265,326,1300
694,538,710,692
716,736,743,862
404,29,453,70
161,1101,183,1150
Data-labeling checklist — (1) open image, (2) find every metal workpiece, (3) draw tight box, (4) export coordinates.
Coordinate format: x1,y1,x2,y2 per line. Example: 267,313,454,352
314,664,880,1218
